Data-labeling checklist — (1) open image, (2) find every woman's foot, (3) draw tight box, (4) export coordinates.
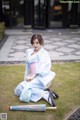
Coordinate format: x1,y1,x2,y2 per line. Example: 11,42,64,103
45,88,59,99
52,90,59,99
48,90,56,107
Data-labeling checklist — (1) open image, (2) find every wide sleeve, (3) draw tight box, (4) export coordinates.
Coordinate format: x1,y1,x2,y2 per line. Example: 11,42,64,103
35,51,51,76
24,50,30,80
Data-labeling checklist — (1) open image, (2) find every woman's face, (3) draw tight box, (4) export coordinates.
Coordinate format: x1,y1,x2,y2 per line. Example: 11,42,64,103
32,39,42,52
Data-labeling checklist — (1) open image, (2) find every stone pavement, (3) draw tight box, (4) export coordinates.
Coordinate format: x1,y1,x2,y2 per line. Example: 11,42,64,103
0,28,80,63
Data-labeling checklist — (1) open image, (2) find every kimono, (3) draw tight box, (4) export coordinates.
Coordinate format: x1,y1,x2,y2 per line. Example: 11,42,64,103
14,47,56,102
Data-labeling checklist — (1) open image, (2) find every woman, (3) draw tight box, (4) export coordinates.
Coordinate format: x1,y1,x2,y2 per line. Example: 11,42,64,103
14,34,57,106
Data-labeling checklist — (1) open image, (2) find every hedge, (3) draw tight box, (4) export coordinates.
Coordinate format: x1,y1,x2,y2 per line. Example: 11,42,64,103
0,22,5,41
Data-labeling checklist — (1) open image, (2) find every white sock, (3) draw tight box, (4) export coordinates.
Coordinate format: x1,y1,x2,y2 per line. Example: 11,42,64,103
42,91,52,105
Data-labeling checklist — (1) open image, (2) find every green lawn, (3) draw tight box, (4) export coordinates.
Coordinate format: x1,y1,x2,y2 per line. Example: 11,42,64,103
0,62,80,120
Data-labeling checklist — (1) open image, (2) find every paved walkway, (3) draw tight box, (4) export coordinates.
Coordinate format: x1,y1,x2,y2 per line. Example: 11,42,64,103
0,29,80,63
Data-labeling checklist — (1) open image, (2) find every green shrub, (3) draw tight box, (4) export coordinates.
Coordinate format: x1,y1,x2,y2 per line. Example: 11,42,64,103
0,22,5,41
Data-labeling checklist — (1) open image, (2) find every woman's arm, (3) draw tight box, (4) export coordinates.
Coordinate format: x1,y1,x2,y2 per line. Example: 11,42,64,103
35,51,51,77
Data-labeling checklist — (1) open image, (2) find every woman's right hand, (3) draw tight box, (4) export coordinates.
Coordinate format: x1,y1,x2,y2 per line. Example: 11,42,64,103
26,74,36,81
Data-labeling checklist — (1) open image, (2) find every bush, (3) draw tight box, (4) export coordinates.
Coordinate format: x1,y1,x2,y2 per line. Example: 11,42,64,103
0,22,5,41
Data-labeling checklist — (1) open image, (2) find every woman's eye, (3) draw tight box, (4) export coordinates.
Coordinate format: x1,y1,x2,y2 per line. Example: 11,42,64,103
36,42,39,44
33,42,38,44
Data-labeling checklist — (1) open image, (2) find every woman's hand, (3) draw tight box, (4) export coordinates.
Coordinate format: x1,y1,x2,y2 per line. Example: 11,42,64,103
26,74,36,81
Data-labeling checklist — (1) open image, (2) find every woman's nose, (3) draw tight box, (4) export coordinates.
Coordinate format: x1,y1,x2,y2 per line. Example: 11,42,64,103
34,44,37,47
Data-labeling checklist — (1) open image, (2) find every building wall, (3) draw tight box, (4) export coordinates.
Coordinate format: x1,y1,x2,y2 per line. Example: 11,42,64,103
0,0,80,29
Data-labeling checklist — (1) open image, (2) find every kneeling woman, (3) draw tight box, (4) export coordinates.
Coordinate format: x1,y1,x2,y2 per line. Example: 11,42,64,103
14,34,56,106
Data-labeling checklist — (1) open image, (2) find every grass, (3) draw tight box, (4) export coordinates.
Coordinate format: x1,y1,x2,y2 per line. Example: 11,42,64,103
0,62,80,120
